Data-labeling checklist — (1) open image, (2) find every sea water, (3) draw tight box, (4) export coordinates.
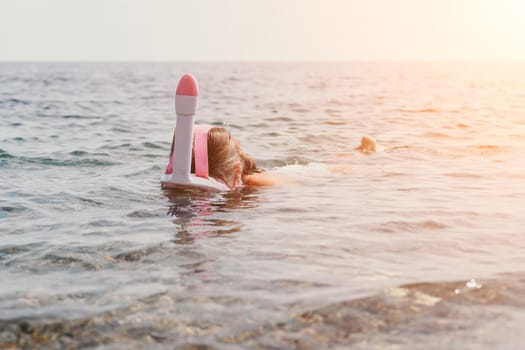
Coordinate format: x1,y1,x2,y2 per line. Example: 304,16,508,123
1,62,525,349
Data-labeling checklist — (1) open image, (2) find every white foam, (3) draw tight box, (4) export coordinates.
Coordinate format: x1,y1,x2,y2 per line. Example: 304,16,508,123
271,162,331,177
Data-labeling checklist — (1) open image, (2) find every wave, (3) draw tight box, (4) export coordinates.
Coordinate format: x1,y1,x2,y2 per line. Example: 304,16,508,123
372,219,448,233
0,149,118,167
0,98,31,106
444,172,484,179
0,205,30,220
473,144,508,154
396,108,440,113
62,114,101,120
141,142,162,149
422,131,450,138
40,254,98,270
31,157,117,167
0,149,15,159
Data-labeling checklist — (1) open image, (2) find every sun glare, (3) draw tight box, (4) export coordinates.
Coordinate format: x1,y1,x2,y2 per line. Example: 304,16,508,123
468,0,525,60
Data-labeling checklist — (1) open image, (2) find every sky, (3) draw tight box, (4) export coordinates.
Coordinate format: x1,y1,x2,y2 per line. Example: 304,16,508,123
1,0,525,61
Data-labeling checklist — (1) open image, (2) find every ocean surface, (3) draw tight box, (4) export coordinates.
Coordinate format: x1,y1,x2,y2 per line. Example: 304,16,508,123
1,62,525,349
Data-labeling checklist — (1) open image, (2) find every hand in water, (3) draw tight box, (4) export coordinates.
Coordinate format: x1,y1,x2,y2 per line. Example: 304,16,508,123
357,135,379,153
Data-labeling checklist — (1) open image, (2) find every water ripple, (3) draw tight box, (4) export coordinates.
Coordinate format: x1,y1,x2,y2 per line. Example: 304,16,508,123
1,62,525,349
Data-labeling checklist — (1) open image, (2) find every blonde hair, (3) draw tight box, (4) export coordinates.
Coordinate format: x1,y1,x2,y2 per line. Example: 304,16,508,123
191,127,259,188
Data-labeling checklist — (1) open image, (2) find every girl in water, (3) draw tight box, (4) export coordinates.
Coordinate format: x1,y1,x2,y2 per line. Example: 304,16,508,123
165,126,379,190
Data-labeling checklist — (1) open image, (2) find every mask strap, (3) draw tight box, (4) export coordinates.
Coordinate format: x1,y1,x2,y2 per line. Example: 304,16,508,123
194,124,213,178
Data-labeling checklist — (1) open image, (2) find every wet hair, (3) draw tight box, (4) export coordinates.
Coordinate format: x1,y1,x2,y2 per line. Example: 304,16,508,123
190,127,260,187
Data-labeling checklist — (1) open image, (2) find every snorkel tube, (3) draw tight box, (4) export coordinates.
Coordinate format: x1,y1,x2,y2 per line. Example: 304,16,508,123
161,74,229,191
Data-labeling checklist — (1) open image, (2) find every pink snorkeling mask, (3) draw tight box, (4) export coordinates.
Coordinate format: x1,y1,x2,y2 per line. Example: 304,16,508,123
193,124,213,179
161,75,229,191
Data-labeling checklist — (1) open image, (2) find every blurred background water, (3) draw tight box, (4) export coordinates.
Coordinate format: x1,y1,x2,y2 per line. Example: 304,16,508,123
1,62,524,349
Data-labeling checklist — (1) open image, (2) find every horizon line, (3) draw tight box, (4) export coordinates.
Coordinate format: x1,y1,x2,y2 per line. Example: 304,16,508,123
1,59,525,64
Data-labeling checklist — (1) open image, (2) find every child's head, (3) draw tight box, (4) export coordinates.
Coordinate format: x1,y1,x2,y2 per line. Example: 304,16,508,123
192,127,259,188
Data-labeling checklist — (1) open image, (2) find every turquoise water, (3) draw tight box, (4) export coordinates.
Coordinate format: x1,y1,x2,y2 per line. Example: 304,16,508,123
1,62,525,349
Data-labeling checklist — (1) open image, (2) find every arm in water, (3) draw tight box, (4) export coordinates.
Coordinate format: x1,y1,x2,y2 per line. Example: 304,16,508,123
244,135,381,185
